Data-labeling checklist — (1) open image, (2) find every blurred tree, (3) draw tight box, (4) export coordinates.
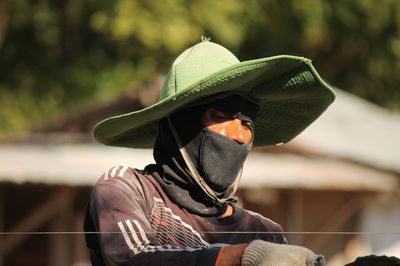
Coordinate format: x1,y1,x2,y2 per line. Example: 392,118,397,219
0,0,399,133
0,0,8,48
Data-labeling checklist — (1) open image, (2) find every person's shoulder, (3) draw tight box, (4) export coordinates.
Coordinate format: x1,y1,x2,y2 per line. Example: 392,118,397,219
98,165,138,182
243,209,284,232
242,208,287,244
101,165,133,179
89,166,155,214
94,165,148,194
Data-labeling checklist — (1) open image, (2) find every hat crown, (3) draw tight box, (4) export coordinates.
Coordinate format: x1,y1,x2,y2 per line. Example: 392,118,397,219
160,41,240,100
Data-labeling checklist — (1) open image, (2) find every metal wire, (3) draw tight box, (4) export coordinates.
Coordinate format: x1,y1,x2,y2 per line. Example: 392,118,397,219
1,231,399,235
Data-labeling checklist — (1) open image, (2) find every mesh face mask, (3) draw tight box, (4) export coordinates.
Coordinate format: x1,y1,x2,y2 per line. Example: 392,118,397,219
169,94,259,204
198,128,251,191
198,112,253,192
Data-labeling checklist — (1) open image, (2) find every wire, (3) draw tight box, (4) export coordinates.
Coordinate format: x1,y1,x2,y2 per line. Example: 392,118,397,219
1,231,400,235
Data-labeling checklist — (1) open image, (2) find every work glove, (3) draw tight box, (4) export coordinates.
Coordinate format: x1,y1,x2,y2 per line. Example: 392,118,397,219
241,240,325,266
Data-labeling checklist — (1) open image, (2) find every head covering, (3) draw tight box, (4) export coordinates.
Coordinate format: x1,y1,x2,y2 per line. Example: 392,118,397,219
93,40,335,149
147,94,257,216
170,94,256,192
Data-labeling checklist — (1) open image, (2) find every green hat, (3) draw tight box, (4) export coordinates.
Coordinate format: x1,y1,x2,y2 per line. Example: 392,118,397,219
93,41,335,149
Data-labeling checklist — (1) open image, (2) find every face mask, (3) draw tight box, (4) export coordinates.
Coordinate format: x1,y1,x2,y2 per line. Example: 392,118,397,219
171,94,258,196
198,128,252,192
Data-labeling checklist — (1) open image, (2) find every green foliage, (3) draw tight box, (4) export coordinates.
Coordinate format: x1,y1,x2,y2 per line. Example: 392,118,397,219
1,0,400,133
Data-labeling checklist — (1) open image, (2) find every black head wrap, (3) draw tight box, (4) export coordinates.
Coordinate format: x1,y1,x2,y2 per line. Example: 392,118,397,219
147,94,260,215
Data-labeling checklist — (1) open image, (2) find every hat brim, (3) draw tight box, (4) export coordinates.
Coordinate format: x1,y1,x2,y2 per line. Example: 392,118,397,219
93,55,335,149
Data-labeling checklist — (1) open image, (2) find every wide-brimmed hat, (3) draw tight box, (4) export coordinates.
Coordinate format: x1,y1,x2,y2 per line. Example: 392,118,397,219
93,40,335,149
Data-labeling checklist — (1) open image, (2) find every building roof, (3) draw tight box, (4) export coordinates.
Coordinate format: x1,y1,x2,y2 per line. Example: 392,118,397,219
291,89,400,173
244,152,397,191
0,144,397,191
0,144,153,186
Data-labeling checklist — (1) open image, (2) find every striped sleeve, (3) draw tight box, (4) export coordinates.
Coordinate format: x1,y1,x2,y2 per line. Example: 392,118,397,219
88,166,221,266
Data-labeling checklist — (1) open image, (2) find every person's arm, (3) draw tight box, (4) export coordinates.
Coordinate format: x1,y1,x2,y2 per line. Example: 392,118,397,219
215,244,249,266
89,167,222,266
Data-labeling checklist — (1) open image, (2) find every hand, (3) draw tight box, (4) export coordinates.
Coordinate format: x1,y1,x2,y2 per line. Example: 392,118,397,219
215,243,249,266
241,240,325,266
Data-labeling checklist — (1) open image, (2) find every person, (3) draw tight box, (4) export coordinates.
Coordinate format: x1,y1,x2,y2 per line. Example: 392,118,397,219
84,39,335,266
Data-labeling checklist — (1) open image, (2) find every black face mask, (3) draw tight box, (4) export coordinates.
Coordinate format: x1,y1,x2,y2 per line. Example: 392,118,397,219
151,94,259,215
197,128,252,192
174,94,257,194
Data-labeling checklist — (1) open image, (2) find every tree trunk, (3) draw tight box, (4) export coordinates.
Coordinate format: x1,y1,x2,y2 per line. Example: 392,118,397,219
0,0,9,49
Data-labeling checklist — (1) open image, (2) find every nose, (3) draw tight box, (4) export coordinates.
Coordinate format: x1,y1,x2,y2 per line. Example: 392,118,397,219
226,119,252,144
208,119,252,144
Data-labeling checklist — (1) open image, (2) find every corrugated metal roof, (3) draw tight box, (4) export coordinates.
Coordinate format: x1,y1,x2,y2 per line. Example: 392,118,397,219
0,144,153,186
0,144,397,191
244,152,397,191
292,89,400,173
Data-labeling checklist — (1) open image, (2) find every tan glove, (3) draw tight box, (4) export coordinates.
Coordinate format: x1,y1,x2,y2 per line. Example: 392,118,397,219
241,240,325,266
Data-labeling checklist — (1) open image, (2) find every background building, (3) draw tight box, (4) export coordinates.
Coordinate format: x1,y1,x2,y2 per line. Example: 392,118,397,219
1,87,399,266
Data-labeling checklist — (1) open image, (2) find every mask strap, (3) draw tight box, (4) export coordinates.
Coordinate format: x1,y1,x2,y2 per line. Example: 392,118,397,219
167,116,222,204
